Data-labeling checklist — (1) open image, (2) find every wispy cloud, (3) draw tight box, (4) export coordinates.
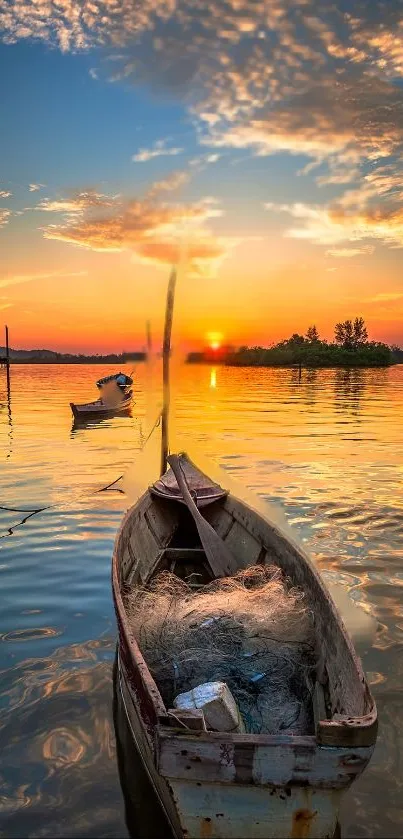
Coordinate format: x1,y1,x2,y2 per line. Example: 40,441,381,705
29,183,45,192
1,0,403,258
0,209,11,228
366,292,403,304
33,190,119,219
189,153,221,168
264,201,403,249
326,246,374,258
0,189,12,199
132,139,184,163
145,170,190,200
41,183,234,276
0,270,88,290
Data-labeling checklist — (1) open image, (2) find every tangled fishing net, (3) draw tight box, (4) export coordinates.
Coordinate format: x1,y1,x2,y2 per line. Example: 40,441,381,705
126,565,316,734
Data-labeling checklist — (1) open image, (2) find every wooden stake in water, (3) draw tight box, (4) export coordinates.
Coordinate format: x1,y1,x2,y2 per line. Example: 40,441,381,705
5,324,10,392
160,268,177,476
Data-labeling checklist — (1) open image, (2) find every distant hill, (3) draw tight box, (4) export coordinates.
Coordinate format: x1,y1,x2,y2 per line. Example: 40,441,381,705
0,347,146,363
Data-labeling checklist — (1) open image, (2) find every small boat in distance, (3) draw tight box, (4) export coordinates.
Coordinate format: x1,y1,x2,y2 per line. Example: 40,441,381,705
70,371,133,419
112,270,377,839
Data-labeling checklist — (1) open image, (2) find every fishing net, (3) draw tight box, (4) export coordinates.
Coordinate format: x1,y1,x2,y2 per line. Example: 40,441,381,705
126,565,316,734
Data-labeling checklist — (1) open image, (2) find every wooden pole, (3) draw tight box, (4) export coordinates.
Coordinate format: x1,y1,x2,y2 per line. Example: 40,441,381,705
5,324,10,391
160,268,177,476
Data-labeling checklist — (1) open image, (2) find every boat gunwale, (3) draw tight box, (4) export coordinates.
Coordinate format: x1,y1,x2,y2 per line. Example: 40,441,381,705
112,489,168,728
156,725,374,789
112,479,377,751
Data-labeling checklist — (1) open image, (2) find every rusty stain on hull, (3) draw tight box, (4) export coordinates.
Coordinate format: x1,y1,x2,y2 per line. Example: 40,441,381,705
200,817,213,838
291,808,318,838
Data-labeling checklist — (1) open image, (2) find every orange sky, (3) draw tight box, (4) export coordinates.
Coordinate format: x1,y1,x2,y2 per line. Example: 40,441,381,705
3,238,403,353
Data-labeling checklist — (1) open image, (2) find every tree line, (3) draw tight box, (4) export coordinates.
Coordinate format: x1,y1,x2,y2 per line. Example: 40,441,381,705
4,349,146,364
227,318,395,368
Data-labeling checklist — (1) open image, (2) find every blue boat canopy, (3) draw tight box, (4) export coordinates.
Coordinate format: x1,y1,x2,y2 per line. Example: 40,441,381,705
96,372,133,389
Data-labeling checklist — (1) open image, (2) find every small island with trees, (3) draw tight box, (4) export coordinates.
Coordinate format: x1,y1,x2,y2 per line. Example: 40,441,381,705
188,318,402,368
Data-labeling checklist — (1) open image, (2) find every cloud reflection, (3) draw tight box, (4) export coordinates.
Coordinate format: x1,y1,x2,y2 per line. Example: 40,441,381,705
0,639,127,837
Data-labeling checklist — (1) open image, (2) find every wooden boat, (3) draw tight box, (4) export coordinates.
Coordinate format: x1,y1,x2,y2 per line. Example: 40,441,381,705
70,390,133,419
70,372,134,419
112,453,377,839
112,269,377,838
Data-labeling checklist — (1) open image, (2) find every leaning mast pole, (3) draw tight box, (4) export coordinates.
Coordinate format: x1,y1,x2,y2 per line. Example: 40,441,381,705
160,267,177,476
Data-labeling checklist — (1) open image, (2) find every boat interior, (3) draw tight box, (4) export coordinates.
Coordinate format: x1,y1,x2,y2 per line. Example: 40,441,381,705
145,508,214,586
115,456,377,747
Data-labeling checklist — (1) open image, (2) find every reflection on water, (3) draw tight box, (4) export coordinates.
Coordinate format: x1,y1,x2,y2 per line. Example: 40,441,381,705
0,368,13,460
71,411,135,436
0,363,402,838
333,368,366,418
0,640,128,838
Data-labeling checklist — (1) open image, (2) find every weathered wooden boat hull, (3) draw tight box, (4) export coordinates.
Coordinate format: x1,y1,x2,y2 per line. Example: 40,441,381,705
112,652,175,839
112,458,377,839
116,647,350,839
70,394,132,419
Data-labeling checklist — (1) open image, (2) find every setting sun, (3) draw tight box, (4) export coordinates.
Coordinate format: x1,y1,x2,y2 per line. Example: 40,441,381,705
207,332,223,351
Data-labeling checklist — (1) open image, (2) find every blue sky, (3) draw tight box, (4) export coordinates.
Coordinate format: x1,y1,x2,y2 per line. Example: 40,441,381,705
0,41,192,191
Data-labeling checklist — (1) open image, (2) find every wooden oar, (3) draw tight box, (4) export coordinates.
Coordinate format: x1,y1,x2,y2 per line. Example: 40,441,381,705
167,454,234,578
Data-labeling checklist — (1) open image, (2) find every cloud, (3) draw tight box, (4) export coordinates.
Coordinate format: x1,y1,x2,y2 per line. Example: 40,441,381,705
0,270,88,290
33,190,119,218
0,209,11,228
0,189,12,199
264,200,403,249
41,185,233,276
189,153,221,167
132,139,184,163
205,70,403,181
1,0,403,256
145,169,190,199
326,246,374,258
367,292,403,304
29,183,45,192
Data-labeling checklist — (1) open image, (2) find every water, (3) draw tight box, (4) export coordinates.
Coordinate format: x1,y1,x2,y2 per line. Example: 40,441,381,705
1,363,402,838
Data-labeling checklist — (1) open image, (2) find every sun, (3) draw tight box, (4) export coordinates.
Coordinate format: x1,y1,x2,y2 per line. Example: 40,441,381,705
206,331,223,351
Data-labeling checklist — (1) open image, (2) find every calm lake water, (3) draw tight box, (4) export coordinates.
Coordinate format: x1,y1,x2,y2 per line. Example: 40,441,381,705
0,363,402,838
